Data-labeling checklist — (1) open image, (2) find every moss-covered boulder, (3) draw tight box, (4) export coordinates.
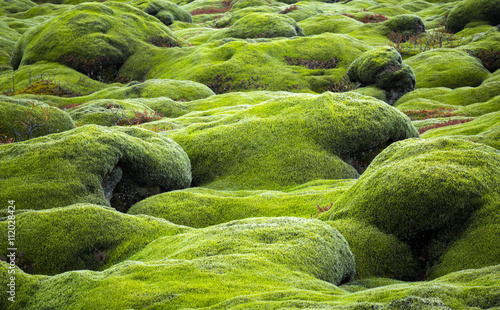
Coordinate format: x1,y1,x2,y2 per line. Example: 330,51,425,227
0,98,74,142
0,204,188,275
405,49,490,89
381,14,426,37
130,0,192,25
347,46,416,104
0,125,191,212
10,2,185,81
321,137,500,280
167,92,418,190
1,216,356,309
209,13,304,40
445,0,500,33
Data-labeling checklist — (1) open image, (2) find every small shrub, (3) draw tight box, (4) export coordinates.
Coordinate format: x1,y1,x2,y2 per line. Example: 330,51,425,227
467,49,500,73
402,107,458,120
418,118,474,134
3,101,55,142
113,108,164,126
279,5,299,14
284,56,341,69
311,202,333,218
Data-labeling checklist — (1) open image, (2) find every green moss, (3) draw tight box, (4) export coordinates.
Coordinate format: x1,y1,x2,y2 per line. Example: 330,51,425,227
347,46,416,103
120,32,370,93
0,125,191,211
209,13,304,40
130,0,192,26
278,3,324,23
445,0,500,33
0,204,188,275
396,81,500,107
404,49,490,89
128,179,355,227
327,219,419,280
298,14,362,36
421,111,500,150
0,0,36,14
2,217,355,309
10,2,186,81
458,94,500,116
0,97,75,141
380,14,425,37
321,137,500,280
167,92,417,190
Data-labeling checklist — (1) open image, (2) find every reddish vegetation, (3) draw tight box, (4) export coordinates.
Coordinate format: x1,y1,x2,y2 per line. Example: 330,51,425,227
59,102,85,110
418,118,474,134
402,108,458,121
311,203,333,218
467,48,500,73
190,0,232,15
342,13,388,23
116,110,164,126
389,28,463,55
279,5,299,14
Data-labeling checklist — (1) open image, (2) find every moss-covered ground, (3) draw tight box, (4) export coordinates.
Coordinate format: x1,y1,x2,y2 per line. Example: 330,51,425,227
1,0,500,308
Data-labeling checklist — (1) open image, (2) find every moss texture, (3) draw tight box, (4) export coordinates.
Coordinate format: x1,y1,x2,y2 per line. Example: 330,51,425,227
445,0,500,33
321,137,500,280
0,125,191,211
404,49,491,89
10,2,186,80
168,92,418,190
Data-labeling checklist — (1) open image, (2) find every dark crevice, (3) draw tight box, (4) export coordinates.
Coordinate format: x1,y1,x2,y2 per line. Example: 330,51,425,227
343,140,394,174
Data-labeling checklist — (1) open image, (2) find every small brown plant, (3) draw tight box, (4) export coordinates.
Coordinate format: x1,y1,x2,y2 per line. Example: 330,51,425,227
311,202,333,218
279,5,299,14
342,13,388,23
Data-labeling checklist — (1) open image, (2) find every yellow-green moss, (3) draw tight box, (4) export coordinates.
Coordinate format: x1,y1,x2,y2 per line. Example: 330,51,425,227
168,92,418,190
321,137,500,280
0,125,191,211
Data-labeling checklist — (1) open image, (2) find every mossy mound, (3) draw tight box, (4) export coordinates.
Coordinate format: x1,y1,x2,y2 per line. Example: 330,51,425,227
347,46,416,104
168,92,418,190
128,179,355,227
404,49,491,89
10,2,185,82
1,217,356,309
121,33,370,93
445,0,500,33
130,0,192,26
0,125,191,212
321,137,500,280
209,13,304,40
0,204,188,275
0,98,74,142
381,14,426,37
0,20,20,71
